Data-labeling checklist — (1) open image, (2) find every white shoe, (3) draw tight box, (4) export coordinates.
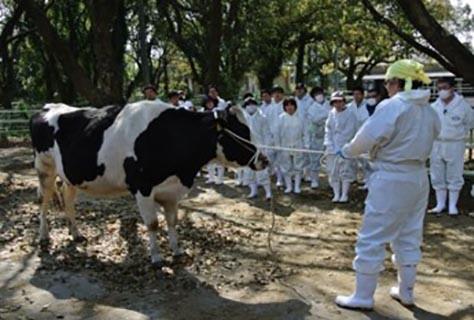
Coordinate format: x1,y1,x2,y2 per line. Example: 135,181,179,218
339,181,350,203
331,182,341,202
263,184,272,200
310,179,319,189
429,189,447,214
448,190,460,216
284,176,292,194
335,273,377,310
390,265,416,307
294,174,301,194
205,178,215,185
339,194,349,203
247,183,257,198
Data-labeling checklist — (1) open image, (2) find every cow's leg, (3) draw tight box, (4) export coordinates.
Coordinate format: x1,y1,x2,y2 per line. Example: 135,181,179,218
163,202,183,257
136,194,163,267
35,156,56,246
62,184,85,242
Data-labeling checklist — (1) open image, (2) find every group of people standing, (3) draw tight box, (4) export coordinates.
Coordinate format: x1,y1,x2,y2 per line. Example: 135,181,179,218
210,82,387,203
143,59,472,311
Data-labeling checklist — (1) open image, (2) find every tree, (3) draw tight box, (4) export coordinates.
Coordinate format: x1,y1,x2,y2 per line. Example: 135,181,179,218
361,0,474,85
19,0,127,106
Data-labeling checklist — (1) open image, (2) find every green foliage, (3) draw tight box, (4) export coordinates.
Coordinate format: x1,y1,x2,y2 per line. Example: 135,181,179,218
0,0,472,107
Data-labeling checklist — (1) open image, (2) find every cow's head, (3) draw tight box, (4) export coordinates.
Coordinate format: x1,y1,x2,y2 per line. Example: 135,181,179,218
213,105,268,170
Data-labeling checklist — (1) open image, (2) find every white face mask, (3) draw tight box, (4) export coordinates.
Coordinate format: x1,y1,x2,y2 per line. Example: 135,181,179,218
438,89,452,100
367,98,377,106
315,94,324,103
246,105,258,115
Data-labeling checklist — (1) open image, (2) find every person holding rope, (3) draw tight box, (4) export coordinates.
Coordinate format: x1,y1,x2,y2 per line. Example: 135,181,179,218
335,59,440,310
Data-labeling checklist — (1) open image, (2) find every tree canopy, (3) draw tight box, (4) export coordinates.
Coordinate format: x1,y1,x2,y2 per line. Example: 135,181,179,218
0,0,472,108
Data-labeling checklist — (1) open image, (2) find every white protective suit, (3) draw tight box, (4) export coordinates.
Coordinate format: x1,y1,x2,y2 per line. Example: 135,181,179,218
306,100,330,180
348,100,369,127
276,112,309,176
215,97,229,110
243,109,272,187
342,89,441,274
296,94,314,120
324,107,358,185
267,99,285,182
297,94,319,176
348,99,371,184
430,93,473,192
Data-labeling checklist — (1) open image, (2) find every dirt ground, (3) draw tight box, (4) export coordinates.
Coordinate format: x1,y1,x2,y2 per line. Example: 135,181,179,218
0,146,473,320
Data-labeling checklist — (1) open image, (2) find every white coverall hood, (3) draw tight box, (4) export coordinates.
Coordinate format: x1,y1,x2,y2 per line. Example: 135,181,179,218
398,89,430,107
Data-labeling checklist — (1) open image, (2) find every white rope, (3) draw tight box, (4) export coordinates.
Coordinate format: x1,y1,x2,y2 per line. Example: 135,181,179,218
223,128,326,155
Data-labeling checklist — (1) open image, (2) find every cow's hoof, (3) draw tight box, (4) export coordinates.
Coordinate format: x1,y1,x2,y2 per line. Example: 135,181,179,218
152,260,165,269
73,235,87,243
39,238,50,250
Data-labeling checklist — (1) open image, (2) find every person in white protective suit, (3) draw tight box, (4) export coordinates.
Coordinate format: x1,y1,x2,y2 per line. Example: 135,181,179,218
429,77,474,216
305,87,331,188
348,86,371,189
268,86,286,187
235,93,255,187
241,98,273,199
202,95,225,185
295,83,317,182
324,91,358,202
276,98,309,194
335,59,441,310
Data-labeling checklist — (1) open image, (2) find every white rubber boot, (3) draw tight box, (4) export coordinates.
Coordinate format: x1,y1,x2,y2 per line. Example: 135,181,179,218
206,165,216,184
331,181,341,202
294,174,302,194
310,172,320,189
429,189,447,214
448,190,460,216
263,184,272,200
339,181,351,203
284,175,293,194
335,272,378,310
390,265,416,307
247,183,258,198
276,169,284,188
215,166,224,185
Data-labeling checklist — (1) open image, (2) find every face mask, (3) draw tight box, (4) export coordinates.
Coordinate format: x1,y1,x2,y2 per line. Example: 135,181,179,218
438,89,452,100
246,105,258,115
315,94,324,103
367,98,377,106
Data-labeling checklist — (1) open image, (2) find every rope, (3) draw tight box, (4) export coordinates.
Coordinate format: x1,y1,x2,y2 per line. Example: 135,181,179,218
223,128,326,155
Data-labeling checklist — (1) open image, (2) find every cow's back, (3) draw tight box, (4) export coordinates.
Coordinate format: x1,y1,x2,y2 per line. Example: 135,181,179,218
30,103,124,190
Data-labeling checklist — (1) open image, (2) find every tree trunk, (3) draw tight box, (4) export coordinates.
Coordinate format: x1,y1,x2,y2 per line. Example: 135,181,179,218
87,0,127,105
137,0,150,85
295,34,306,84
203,0,222,87
20,0,108,106
0,3,24,109
395,0,474,85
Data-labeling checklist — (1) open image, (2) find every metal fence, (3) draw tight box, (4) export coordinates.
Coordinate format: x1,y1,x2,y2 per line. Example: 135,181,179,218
0,109,41,137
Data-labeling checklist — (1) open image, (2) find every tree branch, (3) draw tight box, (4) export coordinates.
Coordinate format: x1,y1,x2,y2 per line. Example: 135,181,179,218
360,0,457,74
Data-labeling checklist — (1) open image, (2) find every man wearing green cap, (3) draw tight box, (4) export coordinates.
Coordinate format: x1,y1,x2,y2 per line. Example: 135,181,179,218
335,60,441,310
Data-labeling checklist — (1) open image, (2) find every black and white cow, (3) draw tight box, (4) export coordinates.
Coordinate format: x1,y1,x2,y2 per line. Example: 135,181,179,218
30,100,267,267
